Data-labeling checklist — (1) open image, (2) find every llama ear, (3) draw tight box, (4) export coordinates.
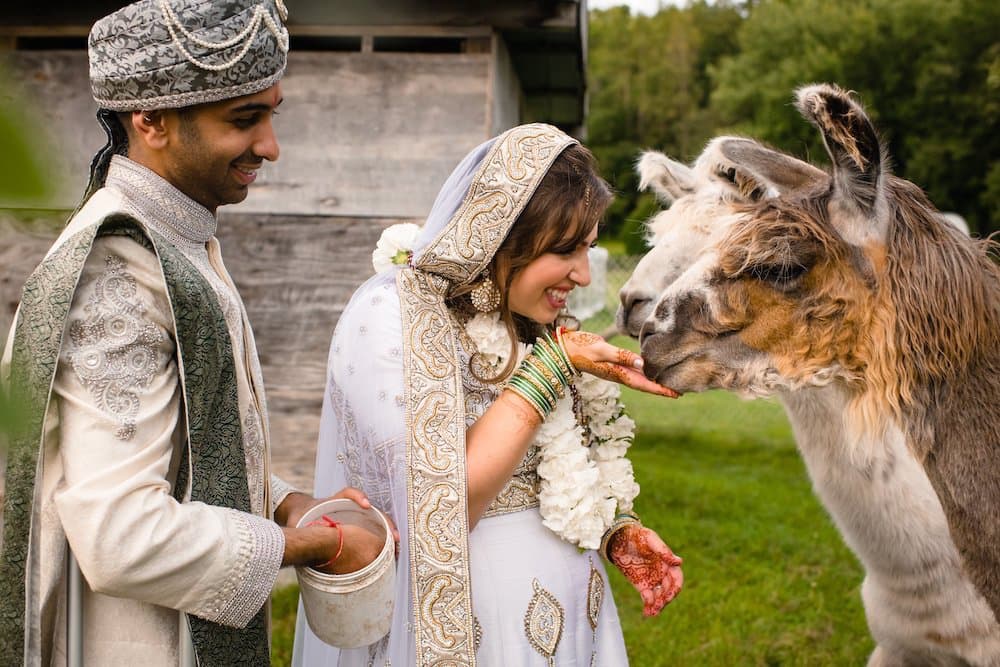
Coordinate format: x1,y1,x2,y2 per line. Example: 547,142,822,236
636,151,696,204
796,83,884,217
715,137,828,196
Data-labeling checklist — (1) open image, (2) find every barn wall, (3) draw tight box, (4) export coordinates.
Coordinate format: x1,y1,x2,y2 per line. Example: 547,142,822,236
490,35,523,136
1,50,492,217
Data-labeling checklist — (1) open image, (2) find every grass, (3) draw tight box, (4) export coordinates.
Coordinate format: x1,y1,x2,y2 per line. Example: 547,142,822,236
270,342,873,666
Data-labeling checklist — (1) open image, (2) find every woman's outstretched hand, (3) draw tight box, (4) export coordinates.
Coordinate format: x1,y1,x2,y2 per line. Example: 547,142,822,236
560,330,679,397
608,524,684,617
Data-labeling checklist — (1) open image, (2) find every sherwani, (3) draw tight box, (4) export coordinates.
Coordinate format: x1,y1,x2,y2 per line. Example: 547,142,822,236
1,155,295,666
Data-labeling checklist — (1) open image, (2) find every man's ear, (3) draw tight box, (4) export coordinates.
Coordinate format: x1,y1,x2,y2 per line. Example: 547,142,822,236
130,110,169,150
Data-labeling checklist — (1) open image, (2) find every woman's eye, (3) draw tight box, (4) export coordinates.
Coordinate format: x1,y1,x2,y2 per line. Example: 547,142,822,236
588,240,598,249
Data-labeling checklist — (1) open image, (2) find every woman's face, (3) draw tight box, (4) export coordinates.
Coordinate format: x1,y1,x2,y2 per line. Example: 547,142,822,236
508,223,598,324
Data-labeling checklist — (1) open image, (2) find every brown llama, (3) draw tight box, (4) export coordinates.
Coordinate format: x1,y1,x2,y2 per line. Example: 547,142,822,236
618,83,1000,666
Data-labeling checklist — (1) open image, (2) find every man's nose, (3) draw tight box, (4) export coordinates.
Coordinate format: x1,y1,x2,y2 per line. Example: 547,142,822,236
255,120,280,162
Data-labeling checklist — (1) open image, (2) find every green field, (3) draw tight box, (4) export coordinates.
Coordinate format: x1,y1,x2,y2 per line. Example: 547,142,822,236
271,374,873,666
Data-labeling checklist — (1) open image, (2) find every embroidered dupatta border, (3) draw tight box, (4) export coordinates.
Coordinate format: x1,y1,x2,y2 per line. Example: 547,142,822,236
400,124,577,667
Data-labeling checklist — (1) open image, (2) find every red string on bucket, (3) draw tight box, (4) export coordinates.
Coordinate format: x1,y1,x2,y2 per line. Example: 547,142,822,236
306,514,344,569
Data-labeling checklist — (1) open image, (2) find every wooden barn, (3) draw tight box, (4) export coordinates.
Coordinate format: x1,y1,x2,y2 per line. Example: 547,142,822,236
0,0,588,490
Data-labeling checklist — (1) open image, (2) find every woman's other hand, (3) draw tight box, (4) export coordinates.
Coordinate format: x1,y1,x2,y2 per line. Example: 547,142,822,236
560,330,679,397
608,524,683,617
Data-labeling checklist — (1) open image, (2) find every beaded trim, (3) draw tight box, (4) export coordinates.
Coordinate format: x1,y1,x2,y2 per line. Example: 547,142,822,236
160,0,288,73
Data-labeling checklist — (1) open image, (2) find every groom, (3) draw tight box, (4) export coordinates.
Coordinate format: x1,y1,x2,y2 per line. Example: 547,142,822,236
0,1,382,664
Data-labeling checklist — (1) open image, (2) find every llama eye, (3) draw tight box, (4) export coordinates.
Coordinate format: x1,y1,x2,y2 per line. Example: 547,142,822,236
748,262,807,286
718,167,738,184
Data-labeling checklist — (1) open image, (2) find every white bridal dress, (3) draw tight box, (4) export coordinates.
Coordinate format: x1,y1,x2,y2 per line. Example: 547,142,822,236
293,125,630,667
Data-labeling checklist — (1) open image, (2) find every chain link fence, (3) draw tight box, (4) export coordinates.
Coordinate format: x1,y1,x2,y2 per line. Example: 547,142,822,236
567,249,640,338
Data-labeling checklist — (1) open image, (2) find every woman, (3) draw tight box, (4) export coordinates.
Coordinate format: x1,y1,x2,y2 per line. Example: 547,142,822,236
294,124,683,666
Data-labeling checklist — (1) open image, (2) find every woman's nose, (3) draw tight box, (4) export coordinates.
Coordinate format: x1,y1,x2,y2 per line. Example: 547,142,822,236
571,253,591,287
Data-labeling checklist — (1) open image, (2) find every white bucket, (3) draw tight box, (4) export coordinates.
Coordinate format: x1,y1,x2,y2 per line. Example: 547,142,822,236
294,499,395,648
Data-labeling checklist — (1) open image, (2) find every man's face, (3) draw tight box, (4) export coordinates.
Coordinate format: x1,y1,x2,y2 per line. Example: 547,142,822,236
161,83,283,213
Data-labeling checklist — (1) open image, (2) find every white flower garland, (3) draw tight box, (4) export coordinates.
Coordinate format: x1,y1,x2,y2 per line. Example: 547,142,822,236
467,311,639,550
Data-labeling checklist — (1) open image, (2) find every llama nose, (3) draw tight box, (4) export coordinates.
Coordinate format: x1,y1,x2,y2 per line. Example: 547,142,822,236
618,293,652,338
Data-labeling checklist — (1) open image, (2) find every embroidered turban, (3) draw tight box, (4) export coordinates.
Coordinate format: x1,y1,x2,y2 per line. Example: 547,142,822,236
89,0,289,111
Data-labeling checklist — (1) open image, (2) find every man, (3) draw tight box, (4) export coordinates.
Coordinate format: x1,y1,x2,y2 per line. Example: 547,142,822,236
0,1,383,664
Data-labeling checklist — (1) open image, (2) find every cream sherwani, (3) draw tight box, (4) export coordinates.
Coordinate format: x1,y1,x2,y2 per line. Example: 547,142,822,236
2,156,295,665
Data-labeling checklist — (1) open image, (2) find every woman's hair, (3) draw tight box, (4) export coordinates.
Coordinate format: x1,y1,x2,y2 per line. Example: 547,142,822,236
450,142,613,382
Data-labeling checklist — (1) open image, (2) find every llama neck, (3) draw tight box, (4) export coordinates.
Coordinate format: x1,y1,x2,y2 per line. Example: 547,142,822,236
778,384,961,574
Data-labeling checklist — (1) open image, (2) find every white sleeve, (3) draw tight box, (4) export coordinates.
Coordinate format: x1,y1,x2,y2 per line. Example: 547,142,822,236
52,235,284,628
270,473,300,517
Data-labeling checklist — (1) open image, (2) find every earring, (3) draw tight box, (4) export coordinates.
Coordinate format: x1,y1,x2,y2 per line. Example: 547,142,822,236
470,272,501,312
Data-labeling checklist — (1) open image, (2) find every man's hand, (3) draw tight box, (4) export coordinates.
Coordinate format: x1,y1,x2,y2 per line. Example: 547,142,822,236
278,487,399,573
276,487,375,529
608,523,683,616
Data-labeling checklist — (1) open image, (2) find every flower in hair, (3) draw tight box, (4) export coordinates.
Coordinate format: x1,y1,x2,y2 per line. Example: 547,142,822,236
371,223,421,273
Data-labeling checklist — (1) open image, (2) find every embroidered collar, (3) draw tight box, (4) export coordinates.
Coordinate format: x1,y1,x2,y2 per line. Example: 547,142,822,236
105,155,217,248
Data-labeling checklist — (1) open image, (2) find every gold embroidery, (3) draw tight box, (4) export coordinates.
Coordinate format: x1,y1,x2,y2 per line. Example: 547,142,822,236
483,448,541,517
524,578,565,666
402,125,577,667
587,559,604,632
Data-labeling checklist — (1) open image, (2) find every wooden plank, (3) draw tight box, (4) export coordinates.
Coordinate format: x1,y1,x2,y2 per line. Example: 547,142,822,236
244,51,490,217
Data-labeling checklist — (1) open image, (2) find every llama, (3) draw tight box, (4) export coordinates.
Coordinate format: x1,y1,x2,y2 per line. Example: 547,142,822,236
618,83,1000,666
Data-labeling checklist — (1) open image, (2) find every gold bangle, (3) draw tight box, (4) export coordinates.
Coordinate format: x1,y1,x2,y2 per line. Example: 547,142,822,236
599,515,640,561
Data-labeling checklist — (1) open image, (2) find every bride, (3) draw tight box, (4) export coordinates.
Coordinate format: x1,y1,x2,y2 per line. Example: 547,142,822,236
293,123,683,666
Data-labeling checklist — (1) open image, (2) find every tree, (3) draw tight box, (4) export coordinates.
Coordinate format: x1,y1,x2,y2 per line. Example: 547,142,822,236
588,2,744,247
711,0,1000,236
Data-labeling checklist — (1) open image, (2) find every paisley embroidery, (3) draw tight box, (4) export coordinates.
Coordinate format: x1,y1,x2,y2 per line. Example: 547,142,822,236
524,578,565,666
243,406,264,514
587,558,604,666
587,559,604,632
67,253,168,441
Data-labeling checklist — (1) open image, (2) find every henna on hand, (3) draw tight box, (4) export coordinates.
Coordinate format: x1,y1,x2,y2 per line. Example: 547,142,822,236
563,331,678,397
609,524,683,616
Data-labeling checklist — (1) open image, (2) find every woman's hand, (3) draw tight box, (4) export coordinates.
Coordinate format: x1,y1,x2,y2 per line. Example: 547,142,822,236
608,523,683,616
560,330,679,397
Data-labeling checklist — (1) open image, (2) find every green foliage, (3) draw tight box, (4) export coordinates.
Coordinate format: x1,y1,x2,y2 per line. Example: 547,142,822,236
270,584,299,666
269,386,871,665
0,67,54,207
0,66,55,450
588,2,744,239
588,0,1000,238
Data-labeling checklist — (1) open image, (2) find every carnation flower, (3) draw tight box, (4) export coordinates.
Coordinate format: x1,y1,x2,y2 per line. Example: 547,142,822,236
371,223,421,273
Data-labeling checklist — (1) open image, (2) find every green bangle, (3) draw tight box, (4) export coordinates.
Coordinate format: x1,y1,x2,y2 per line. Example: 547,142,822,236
509,372,551,409
534,340,571,387
507,377,550,419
